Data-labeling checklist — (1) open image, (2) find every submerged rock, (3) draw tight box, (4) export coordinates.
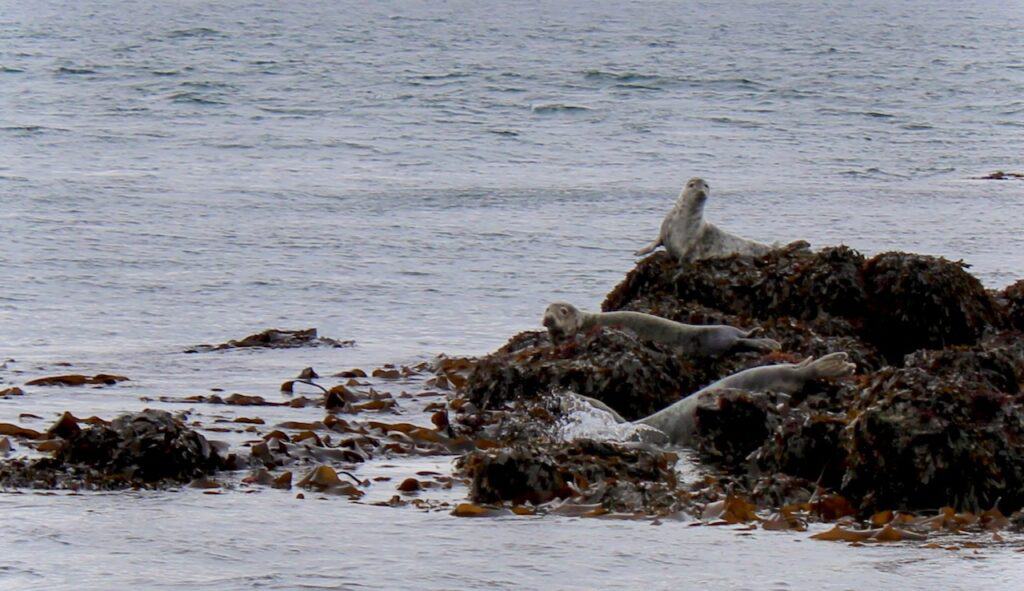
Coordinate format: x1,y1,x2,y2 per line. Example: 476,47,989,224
0,410,225,489
185,328,354,352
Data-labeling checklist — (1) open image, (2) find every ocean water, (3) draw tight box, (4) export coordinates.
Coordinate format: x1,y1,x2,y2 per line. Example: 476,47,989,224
2,0,1024,589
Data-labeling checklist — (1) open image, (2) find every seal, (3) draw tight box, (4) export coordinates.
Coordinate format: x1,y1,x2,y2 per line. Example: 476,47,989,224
542,302,780,356
635,177,773,262
632,352,856,445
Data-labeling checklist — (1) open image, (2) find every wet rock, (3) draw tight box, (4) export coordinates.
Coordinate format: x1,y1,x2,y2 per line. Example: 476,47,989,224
25,374,128,387
602,247,1000,363
603,245,866,326
754,411,848,488
842,361,1024,513
0,387,24,397
185,328,354,352
861,252,997,359
690,389,775,469
975,171,1024,180
1002,280,1024,331
0,409,224,489
458,439,683,513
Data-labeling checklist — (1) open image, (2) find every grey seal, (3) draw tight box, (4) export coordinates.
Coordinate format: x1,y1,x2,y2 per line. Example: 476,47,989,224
542,302,780,356
635,178,773,262
579,353,856,445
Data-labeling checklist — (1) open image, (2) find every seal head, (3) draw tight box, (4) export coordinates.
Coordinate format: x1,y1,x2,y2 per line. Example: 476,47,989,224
543,302,585,342
682,177,709,207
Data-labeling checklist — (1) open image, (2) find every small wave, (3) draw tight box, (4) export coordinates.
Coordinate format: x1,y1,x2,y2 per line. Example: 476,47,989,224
583,69,661,83
864,111,895,119
166,92,226,105
151,69,180,76
707,116,765,129
488,129,519,137
181,80,234,90
0,66,25,73
257,106,327,116
554,392,662,443
900,123,933,130
612,82,662,91
418,72,468,81
56,66,97,75
839,167,908,179
166,27,224,39
531,103,594,114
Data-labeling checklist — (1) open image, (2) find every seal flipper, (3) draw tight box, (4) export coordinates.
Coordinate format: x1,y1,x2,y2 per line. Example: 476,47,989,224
736,337,781,352
804,352,855,379
634,238,662,257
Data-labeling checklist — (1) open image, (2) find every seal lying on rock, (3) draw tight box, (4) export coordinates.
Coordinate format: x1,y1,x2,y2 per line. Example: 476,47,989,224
580,352,855,446
634,177,773,262
543,302,780,356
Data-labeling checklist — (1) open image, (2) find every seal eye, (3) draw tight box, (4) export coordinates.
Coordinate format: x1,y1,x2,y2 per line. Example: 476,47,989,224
560,306,569,316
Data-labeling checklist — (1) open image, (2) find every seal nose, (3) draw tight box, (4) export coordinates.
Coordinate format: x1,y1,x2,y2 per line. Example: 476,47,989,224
542,315,555,328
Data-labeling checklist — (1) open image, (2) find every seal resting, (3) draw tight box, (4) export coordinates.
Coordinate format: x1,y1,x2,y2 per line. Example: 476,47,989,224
580,353,855,445
543,302,780,356
635,177,772,262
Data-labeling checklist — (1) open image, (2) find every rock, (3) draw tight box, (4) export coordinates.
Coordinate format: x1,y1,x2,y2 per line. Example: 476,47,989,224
455,244,1024,516
25,374,128,387
185,328,354,352
603,247,1000,364
754,410,848,488
55,409,223,483
690,389,775,469
842,358,1024,512
861,252,997,359
0,410,223,489
458,439,682,513
975,171,1024,180
1002,280,1024,331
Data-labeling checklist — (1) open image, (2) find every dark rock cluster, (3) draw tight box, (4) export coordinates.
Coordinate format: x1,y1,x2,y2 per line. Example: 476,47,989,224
0,410,226,489
459,245,1024,516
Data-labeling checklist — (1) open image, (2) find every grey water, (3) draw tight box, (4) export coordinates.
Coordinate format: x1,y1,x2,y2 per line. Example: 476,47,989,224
2,0,1024,589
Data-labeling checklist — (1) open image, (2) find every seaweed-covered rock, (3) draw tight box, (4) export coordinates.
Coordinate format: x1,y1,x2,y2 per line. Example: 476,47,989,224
862,252,997,359
1002,280,1024,331
842,364,1024,512
185,328,354,352
755,411,848,488
603,245,866,324
0,410,224,489
690,389,775,469
458,439,683,513
463,328,743,420
604,247,1000,363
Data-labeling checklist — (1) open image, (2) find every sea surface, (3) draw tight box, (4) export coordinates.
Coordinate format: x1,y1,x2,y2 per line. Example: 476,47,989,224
2,0,1024,589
